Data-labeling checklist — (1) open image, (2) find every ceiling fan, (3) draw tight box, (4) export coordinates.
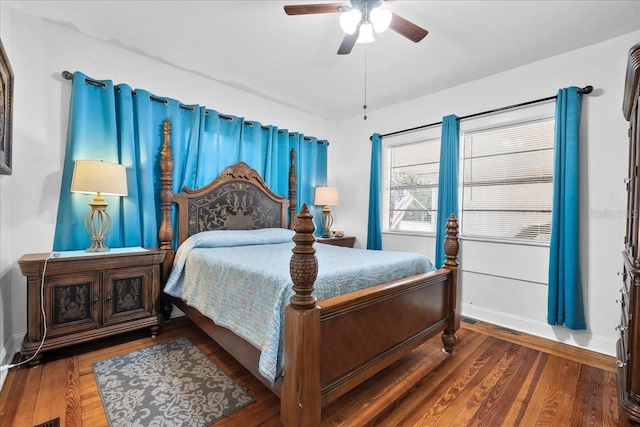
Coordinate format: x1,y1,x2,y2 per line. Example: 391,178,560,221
284,0,428,55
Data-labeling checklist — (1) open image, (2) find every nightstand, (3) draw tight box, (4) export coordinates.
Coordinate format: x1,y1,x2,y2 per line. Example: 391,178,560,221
18,247,165,365
316,236,356,248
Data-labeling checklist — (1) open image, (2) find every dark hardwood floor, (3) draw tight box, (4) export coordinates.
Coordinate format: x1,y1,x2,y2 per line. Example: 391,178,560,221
0,316,620,426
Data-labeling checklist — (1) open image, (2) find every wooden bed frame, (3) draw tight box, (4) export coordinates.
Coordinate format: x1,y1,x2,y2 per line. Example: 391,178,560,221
156,119,460,426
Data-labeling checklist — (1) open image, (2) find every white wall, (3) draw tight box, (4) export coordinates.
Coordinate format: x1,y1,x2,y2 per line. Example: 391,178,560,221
0,6,336,364
331,30,640,356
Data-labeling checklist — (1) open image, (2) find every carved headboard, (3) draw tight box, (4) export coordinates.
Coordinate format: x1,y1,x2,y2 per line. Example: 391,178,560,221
173,162,291,245
157,119,297,249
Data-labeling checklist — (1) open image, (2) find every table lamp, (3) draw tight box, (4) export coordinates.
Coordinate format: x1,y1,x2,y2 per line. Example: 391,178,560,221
314,186,340,238
71,159,128,252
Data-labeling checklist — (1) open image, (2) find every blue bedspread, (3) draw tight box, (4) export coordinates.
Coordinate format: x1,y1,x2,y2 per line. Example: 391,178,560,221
164,228,434,384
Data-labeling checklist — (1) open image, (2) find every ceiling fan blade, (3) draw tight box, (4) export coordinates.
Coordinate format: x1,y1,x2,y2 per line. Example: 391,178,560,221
337,28,359,55
284,3,348,15
389,12,428,43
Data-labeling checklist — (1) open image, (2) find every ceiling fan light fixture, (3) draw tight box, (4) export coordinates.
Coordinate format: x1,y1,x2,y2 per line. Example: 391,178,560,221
340,9,362,35
370,7,392,33
356,22,375,43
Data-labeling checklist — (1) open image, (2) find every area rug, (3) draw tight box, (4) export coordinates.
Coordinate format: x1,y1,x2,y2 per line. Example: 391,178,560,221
92,337,254,427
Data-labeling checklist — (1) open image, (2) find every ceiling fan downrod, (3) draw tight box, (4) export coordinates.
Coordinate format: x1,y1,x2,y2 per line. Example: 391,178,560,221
363,41,368,120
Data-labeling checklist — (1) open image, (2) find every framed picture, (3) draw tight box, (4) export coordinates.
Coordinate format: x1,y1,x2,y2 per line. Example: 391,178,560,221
0,39,13,175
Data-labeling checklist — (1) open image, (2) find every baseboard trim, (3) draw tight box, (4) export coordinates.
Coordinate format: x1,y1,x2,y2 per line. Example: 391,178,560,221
0,333,16,393
461,303,616,357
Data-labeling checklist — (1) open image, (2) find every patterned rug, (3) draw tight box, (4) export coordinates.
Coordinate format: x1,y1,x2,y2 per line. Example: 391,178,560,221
92,337,254,427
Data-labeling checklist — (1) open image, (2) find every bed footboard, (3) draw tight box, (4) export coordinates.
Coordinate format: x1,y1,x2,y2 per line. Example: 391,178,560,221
319,272,450,405
282,207,460,426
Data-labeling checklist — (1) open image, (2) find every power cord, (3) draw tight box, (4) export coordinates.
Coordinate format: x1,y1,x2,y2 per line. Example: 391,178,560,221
0,253,52,372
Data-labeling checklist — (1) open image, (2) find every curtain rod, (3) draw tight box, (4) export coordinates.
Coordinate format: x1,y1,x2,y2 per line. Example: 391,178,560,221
62,70,329,145
373,85,594,140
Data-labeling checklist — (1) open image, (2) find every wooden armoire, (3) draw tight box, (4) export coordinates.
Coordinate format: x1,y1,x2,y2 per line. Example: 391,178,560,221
620,42,640,425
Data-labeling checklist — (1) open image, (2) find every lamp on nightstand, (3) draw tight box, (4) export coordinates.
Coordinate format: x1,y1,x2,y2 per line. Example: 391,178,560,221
314,186,340,238
71,160,128,252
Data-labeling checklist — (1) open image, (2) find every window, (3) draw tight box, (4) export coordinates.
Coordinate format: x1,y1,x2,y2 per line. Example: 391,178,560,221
385,137,441,234
461,117,555,243
381,102,555,243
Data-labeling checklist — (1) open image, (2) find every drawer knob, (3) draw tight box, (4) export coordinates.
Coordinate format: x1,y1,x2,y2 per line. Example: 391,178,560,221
620,287,629,294
617,360,627,368
617,324,628,331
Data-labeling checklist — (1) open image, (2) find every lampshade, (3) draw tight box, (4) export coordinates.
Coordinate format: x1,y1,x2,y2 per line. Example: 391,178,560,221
370,7,392,33
314,186,340,206
340,9,362,35
356,23,375,44
71,160,128,196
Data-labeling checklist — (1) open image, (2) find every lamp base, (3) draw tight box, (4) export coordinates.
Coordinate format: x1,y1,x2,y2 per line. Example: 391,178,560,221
83,199,112,252
86,243,110,253
321,206,334,239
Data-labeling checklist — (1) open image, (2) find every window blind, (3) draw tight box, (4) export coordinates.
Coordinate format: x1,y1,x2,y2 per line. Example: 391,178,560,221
388,138,441,233
462,118,555,242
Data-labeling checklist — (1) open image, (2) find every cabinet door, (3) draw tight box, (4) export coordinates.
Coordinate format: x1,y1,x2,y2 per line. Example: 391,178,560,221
45,272,101,338
103,265,155,325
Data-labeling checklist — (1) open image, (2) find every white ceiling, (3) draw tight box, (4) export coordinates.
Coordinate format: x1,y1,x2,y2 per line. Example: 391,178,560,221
6,0,640,121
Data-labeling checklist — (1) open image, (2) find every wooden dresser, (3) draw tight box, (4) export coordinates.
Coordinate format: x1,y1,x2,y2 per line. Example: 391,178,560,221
18,248,165,365
619,42,640,424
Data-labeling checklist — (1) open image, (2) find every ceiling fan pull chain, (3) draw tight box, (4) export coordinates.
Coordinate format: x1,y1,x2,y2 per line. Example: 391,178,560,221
363,42,368,120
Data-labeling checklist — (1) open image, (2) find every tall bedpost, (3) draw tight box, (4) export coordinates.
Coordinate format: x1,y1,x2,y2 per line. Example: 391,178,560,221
159,119,175,250
282,204,321,427
441,214,460,353
158,118,175,320
288,148,297,230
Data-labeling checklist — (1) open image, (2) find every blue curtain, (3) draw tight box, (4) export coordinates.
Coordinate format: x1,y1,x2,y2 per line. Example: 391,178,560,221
53,72,327,251
312,139,329,233
548,87,585,330
367,133,382,250
288,133,328,234
435,115,460,268
54,77,122,250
